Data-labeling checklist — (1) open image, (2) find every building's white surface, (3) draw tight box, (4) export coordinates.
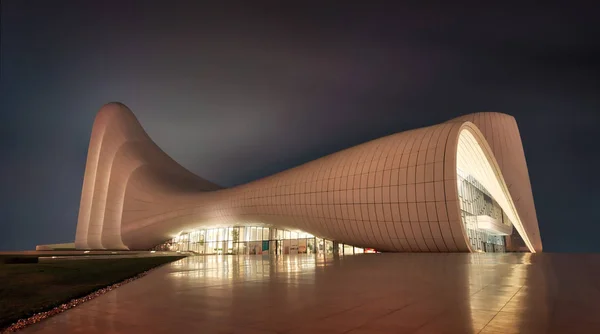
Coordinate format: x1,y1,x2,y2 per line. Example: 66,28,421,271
74,103,542,252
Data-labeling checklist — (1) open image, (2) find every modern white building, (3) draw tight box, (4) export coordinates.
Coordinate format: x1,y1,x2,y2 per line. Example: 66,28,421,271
72,103,542,253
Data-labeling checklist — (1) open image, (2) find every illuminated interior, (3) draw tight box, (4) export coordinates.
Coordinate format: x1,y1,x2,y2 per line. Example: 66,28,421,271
456,128,536,252
156,226,369,255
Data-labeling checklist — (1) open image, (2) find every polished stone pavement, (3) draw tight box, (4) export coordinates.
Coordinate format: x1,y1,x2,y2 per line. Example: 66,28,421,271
19,253,600,334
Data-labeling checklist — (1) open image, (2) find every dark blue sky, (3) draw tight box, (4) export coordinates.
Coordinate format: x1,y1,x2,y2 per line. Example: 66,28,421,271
1,1,599,251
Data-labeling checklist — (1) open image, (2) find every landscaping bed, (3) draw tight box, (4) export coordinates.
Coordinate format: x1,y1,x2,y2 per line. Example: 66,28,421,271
0,256,183,330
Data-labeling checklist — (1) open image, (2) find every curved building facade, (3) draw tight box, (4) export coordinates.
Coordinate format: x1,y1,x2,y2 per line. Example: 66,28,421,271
74,103,542,253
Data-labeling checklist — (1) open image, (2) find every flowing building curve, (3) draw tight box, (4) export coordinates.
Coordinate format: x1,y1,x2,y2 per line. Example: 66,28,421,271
74,103,542,253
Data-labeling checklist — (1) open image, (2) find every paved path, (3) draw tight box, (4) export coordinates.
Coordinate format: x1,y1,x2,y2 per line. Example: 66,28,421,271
20,253,600,333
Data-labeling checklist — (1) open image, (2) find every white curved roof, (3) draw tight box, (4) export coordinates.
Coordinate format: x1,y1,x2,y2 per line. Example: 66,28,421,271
75,103,542,252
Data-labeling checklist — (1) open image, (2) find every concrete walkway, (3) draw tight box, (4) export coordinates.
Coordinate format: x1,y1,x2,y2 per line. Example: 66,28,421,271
19,253,600,333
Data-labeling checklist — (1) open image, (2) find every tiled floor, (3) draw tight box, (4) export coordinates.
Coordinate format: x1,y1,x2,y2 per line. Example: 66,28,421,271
19,253,600,333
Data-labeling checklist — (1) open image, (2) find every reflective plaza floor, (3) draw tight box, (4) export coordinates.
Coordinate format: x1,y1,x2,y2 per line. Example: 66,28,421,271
20,253,600,334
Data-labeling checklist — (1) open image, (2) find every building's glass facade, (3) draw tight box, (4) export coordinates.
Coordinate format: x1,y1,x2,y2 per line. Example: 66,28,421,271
154,226,368,255
457,168,512,253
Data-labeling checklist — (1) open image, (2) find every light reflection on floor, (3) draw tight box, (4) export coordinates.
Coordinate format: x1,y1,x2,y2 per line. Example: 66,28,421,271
19,253,600,334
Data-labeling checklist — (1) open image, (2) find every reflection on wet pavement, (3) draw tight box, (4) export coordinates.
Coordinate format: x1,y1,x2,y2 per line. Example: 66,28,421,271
19,253,600,333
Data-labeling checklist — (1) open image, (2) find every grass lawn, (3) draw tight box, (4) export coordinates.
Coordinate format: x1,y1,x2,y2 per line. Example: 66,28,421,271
0,256,184,329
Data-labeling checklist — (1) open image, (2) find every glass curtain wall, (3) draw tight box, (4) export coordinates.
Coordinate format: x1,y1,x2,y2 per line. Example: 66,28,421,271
457,168,509,252
157,226,370,255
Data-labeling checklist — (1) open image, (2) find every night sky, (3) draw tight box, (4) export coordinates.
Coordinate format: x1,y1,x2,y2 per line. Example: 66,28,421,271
1,1,599,252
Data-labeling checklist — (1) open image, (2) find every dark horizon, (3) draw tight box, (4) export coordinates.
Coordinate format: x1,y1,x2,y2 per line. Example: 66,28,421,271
1,1,599,252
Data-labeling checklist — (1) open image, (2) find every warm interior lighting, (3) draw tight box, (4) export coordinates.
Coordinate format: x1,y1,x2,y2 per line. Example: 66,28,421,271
456,128,535,252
